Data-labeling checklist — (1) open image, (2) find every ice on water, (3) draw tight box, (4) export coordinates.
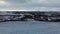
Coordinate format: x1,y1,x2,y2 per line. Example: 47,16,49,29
0,21,60,34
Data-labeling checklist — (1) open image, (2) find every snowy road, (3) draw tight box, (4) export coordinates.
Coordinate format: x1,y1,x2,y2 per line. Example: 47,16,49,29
0,21,60,34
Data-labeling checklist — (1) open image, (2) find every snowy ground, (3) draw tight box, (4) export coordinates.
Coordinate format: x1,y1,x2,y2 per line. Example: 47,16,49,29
0,21,60,34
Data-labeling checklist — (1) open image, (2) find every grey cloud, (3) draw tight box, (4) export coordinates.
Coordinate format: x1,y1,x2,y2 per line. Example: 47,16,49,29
0,0,60,11
3,0,60,7
4,0,27,4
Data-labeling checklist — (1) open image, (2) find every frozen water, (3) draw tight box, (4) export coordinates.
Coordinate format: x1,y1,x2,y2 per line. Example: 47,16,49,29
0,21,60,34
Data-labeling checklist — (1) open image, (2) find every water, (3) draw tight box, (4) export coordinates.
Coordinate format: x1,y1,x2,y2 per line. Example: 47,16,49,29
0,21,60,34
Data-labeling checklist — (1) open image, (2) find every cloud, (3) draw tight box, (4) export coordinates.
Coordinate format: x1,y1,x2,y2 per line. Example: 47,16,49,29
0,0,60,11
0,0,8,5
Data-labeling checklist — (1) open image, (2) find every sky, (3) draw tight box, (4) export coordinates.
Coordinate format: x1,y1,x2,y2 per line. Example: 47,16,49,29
0,0,60,11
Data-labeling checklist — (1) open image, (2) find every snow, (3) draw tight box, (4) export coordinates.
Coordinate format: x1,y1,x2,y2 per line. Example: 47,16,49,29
0,21,60,34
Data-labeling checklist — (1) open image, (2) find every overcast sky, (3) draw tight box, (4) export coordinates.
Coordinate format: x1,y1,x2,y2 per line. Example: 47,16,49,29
0,0,60,11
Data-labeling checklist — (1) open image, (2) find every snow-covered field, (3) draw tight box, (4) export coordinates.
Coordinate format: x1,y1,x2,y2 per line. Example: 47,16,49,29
0,21,60,34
